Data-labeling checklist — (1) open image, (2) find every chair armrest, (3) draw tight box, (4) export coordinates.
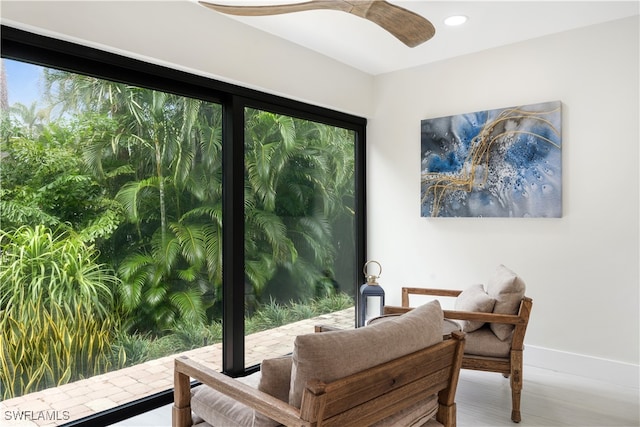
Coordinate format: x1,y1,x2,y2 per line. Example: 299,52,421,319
383,307,523,325
443,310,525,325
402,287,462,306
383,305,412,315
402,288,528,325
174,356,308,427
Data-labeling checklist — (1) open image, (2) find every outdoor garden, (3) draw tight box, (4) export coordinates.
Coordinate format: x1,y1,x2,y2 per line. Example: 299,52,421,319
0,62,356,400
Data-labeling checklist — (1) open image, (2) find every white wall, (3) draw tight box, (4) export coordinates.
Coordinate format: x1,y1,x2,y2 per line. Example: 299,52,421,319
368,16,639,379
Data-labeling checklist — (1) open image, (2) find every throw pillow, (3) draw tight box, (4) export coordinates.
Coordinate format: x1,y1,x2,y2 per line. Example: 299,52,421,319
454,284,496,332
258,355,292,403
486,264,526,340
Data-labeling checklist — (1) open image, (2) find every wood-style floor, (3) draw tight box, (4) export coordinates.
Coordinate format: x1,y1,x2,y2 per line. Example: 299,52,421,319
114,365,639,427
455,367,638,426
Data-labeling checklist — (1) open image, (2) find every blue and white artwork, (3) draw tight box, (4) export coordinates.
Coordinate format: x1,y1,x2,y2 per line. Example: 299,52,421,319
420,101,562,218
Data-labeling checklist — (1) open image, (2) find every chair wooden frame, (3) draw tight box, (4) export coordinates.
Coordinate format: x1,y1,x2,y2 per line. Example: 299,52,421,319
173,331,465,427
384,288,532,423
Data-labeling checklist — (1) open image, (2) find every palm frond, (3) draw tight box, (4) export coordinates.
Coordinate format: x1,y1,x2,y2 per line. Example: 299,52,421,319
169,222,205,266
0,200,61,228
170,289,206,324
114,177,159,222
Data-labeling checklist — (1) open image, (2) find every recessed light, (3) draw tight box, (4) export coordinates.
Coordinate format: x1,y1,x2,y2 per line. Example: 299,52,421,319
444,15,468,26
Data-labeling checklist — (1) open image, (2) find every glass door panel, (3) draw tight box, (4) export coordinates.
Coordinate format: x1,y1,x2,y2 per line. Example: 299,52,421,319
243,107,356,367
0,59,223,423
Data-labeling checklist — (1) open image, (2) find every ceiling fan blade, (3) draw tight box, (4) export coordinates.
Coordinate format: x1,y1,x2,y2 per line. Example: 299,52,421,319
350,1,435,47
199,0,435,48
199,1,352,17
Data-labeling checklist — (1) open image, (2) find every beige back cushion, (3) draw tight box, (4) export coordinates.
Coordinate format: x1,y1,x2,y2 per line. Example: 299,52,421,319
486,264,526,340
289,300,444,408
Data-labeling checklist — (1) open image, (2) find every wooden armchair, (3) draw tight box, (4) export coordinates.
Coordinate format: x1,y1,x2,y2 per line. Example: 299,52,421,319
384,265,533,423
173,300,466,427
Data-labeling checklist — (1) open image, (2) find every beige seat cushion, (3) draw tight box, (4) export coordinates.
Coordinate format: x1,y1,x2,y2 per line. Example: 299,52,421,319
464,325,512,357
190,355,291,427
454,284,496,332
191,389,439,427
487,265,526,340
289,299,444,408
191,371,279,427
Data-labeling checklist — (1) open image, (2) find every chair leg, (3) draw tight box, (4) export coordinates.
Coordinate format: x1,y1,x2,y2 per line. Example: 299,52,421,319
510,350,523,423
173,363,193,427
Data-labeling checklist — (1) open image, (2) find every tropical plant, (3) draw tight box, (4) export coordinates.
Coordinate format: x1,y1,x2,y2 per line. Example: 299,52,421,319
0,301,123,399
244,293,354,334
168,320,223,350
0,122,120,236
110,91,223,333
0,225,123,398
27,68,357,336
243,108,356,306
0,225,120,320
110,331,153,367
8,101,51,138
39,69,225,333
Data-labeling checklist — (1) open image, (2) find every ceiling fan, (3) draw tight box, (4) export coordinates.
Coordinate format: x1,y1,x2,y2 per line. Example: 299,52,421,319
198,0,436,48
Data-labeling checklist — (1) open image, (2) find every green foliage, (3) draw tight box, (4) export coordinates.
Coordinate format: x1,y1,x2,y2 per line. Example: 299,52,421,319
4,65,356,350
110,331,153,367
116,225,211,333
245,293,354,334
0,225,119,320
111,293,351,366
0,301,121,399
243,109,356,310
247,298,293,332
0,225,123,398
7,101,50,138
110,320,222,367
0,132,116,233
168,321,223,351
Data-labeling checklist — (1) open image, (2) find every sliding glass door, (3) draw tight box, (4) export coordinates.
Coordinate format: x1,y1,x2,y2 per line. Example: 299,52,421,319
243,107,357,367
0,58,225,416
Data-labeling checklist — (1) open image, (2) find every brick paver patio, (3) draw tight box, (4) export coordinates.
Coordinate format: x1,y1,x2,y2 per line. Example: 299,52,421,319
1,308,355,427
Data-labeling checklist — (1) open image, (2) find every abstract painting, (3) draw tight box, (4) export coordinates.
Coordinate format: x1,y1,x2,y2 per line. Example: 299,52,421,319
420,101,562,218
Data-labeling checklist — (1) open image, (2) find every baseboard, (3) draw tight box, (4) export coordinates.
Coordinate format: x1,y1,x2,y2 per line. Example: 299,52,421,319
525,345,639,389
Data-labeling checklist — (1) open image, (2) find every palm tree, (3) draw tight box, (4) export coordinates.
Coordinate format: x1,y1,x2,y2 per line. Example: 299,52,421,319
243,108,356,304
9,101,50,139
40,70,224,332
40,69,355,333
0,59,8,112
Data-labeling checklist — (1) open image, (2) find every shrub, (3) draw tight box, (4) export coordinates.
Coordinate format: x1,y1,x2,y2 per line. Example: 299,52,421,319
0,225,119,320
245,293,354,334
0,225,122,398
0,302,120,399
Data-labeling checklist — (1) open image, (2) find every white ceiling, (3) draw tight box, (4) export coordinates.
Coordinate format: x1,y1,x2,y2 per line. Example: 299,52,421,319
197,0,639,75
